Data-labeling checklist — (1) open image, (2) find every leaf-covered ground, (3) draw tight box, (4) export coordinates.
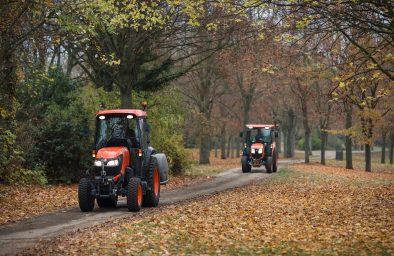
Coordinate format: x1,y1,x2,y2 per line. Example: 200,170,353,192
26,164,394,255
0,176,211,225
0,185,78,225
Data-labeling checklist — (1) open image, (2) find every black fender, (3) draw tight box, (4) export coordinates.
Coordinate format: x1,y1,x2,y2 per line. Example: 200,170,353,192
152,153,169,184
143,146,156,171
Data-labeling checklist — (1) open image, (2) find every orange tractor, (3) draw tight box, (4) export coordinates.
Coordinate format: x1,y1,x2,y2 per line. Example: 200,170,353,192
78,107,168,212
240,124,279,173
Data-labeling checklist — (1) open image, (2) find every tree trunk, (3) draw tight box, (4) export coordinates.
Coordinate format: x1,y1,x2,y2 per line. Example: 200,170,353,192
301,100,310,163
309,131,313,156
231,137,235,158
226,135,231,158
242,98,251,127
66,50,75,76
365,143,372,172
345,104,353,169
120,86,132,108
277,131,282,154
320,130,327,165
304,128,311,163
199,134,210,164
221,125,226,159
285,131,296,158
362,118,374,172
237,137,241,158
283,132,288,157
283,109,296,158
214,139,218,158
381,131,387,164
389,133,394,164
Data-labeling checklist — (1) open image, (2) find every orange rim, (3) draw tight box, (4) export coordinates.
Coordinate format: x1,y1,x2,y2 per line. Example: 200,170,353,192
137,183,142,206
153,167,159,197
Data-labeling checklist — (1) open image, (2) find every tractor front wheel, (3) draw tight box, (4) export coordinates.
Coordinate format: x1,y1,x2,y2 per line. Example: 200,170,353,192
78,178,95,212
266,156,273,173
97,197,118,208
127,177,143,212
241,156,251,173
143,157,160,207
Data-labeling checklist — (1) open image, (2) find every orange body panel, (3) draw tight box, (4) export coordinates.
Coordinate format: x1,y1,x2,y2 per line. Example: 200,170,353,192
96,147,130,175
245,124,279,129
96,109,147,117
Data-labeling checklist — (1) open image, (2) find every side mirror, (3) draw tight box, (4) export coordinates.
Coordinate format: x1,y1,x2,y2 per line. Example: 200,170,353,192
239,131,243,138
274,131,279,138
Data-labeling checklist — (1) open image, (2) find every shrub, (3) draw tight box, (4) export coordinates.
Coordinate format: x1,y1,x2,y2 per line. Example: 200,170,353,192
3,166,47,186
155,135,190,176
136,88,191,175
23,68,91,183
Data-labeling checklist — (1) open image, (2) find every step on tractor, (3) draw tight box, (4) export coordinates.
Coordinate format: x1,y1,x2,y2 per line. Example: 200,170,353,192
78,104,169,212
240,124,279,173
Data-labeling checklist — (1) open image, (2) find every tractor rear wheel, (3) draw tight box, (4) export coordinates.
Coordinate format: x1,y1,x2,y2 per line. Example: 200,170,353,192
266,156,273,173
272,151,278,173
127,177,142,212
143,157,160,207
241,156,251,173
97,197,118,208
78,178,94,212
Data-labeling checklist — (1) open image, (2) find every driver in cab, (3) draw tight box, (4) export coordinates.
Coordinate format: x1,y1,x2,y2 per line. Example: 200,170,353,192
255,129,264,143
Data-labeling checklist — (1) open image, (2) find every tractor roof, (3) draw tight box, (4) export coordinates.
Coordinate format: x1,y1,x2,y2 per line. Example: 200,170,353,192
96,109,147,117
246,124,278,129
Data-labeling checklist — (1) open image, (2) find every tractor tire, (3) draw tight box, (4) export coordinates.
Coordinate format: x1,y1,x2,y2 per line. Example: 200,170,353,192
78,178,94,212
127,177,143,212
266,156,273,173
241,156,251,173
143,157,160,207
97,197,118,208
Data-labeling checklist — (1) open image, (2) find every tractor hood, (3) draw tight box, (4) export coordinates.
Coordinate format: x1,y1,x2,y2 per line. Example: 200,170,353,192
96,147,129,159
251,143,264,150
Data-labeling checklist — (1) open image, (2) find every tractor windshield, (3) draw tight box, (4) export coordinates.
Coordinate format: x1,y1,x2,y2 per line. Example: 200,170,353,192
95,115,140,150
251,128,272,143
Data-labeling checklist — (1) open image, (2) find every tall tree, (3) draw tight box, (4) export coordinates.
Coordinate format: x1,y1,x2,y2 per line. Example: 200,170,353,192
61,0,238,108
182,54,226,164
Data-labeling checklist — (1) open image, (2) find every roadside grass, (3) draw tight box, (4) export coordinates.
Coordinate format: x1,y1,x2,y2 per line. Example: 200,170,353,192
29,164,394,255
185,148,240,176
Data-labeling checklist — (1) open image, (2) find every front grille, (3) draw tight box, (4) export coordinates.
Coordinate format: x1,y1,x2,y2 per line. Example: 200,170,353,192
252,153,262,159
94,166,121,177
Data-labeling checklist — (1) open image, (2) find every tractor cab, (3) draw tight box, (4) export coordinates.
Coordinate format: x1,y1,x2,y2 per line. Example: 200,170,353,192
240,124,279,173
78,107,169,213
93,109,148,178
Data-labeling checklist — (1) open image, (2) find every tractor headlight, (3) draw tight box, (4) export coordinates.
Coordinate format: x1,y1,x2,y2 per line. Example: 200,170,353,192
258,148,263,154
106,159,119,166
94,160,102,167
